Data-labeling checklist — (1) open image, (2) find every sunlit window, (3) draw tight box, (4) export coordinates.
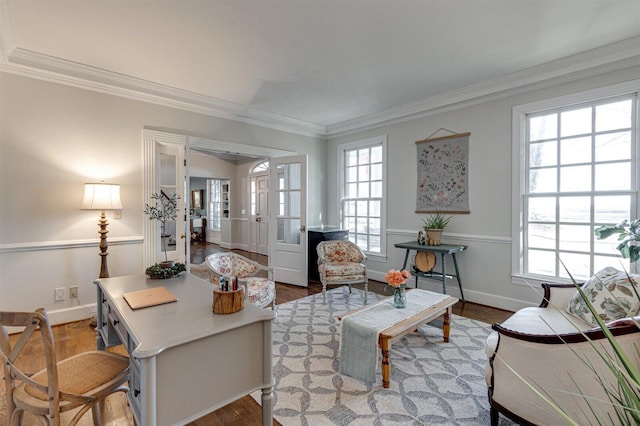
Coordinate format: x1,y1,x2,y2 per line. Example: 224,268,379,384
518,92,637,280
339,135,386,255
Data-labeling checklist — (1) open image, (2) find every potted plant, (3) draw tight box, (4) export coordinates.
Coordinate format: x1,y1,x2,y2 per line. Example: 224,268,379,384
422,211,452,246
595,219,640,263
144,192,186,277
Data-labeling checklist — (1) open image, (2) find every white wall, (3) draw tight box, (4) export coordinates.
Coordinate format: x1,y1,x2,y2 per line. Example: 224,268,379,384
326,66,640,312
0,72,325,324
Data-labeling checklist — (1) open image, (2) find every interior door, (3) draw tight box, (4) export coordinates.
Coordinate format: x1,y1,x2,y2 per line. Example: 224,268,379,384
157,143,186,263
249,173,269,255
269,155,307,286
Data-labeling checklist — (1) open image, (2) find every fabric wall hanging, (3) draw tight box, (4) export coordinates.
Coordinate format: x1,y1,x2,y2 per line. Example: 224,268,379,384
415,130,470,213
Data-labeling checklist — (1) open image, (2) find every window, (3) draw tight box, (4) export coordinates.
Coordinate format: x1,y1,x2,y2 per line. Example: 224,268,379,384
513,82,639,282
339,135,387,256
207,179,226,231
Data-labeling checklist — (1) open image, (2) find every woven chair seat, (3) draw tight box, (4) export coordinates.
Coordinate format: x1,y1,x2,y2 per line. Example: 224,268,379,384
25,351,129,400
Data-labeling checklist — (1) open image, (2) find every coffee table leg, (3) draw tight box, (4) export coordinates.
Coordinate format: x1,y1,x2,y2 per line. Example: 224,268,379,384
380,336,390,388
443,308,451,343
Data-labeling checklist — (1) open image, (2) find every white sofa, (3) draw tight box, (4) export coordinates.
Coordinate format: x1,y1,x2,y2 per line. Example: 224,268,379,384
485,282,640,425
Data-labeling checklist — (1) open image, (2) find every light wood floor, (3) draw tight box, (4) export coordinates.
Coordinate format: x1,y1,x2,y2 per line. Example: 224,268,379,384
1,243,512,425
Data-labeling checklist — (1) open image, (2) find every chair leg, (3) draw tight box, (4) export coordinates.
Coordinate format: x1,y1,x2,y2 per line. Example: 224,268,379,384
364,281,368,305
92,400,104,425
490,406,499,426
322,283,327,303
348,284,352,294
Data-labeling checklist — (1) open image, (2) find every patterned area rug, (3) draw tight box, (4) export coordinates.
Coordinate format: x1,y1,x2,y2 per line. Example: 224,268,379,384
253,287,515,426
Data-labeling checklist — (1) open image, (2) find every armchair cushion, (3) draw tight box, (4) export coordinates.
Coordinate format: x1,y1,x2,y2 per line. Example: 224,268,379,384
566,267,640,327
319,263,366,279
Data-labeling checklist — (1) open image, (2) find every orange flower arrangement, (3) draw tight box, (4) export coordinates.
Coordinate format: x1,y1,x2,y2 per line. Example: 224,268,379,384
385,269,411,288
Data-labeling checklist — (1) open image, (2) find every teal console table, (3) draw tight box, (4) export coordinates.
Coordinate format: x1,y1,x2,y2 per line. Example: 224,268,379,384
394,241,467,302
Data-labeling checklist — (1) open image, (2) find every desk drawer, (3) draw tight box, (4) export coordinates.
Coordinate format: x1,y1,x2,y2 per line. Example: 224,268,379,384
99,303,122,348
128,360,142,424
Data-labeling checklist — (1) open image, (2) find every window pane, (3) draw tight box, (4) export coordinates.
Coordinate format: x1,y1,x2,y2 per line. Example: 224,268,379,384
559,224,591,252
529,113,557,141
596,100,632,132
346,183,357,198
530,141,557,167
358,182,369,198
557,252,590,280
357,200,368,216
595,163,630,191
371,163,382,180
595,132,631,162
357,234,367,250
528,197,556,222
369,218,380,234
594,195,630,223
369,235,381,253
346,150,358,166
559,196,590,222
345,217,356,233
528,223,556,249
529,168,557,193
370,200,381,217
358,148,370,165
594,255,629,274
560,165,591,192
371,146,383,163
358,165,370,181
344,200,355,216
527,249,556,276
561,107,591,137
357,217,367,234
371,181,382,198
346,166,358,183
560,136,590,165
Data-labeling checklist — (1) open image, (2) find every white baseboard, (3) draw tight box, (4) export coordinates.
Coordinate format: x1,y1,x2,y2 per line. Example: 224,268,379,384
47,303,97,326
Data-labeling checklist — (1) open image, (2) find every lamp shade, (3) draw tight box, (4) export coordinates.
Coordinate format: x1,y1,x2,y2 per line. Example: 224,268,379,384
81,183,122,210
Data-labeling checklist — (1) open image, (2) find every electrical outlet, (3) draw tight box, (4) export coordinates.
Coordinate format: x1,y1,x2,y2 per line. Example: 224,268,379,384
54,287,65,301
69,286,79,299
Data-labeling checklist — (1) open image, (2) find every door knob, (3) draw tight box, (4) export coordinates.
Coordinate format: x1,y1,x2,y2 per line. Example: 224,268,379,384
300,225,306,232
256,216,261,222
180,234,186,239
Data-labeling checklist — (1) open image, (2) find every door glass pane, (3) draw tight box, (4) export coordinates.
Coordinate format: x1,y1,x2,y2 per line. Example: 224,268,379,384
289,191,300,217
278,192,285,215
289,163,301,190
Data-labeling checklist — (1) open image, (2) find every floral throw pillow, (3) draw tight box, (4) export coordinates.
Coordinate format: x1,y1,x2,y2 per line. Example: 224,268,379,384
566,267,640,327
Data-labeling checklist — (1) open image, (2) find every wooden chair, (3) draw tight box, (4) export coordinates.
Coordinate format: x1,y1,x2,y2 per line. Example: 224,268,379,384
316,240,368,304
0,308,130,426
205,252,276,310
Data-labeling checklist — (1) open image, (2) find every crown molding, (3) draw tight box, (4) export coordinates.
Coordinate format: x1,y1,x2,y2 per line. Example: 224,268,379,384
1,36,639,140
326,36,640,139
3,48,328,139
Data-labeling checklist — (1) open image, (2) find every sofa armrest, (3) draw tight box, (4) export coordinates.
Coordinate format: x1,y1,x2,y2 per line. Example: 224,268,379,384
539,283,581,309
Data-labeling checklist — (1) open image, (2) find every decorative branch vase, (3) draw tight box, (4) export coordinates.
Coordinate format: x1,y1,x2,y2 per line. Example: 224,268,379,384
393,286,406,309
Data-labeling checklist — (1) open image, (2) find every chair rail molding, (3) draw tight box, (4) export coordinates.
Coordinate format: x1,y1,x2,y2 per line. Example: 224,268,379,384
0,236,143,253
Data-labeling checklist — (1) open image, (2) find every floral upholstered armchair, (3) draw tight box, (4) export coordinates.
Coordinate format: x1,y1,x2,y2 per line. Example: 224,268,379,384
316,240,368,304
205,252,276,310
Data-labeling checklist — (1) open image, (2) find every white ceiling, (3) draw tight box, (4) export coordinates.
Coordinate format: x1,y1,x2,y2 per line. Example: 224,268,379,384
1,0,640,138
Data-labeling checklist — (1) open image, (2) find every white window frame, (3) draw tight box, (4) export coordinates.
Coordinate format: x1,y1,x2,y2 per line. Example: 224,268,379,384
338,135,387,259
512,80,640,286
208,179,224,231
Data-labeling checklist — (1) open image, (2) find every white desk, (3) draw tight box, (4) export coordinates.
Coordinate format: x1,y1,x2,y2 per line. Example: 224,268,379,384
95,273,274,426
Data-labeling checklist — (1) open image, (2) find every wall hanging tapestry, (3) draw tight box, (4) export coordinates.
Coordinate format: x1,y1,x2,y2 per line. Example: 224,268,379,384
416,130,470,213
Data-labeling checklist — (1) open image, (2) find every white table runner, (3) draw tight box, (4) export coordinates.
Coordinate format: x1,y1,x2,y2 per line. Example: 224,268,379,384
339,290,450,384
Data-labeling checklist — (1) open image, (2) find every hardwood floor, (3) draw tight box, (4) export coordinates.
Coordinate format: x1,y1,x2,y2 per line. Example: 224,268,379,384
0,243,512,425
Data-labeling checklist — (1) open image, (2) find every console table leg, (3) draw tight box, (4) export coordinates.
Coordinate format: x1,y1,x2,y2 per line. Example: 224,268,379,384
440,253,447,295
380,337,391,389
452,253,465,302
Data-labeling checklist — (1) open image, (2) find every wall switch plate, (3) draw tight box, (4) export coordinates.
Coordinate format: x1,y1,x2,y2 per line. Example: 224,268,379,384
54,287,65,301
69,286,79,299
